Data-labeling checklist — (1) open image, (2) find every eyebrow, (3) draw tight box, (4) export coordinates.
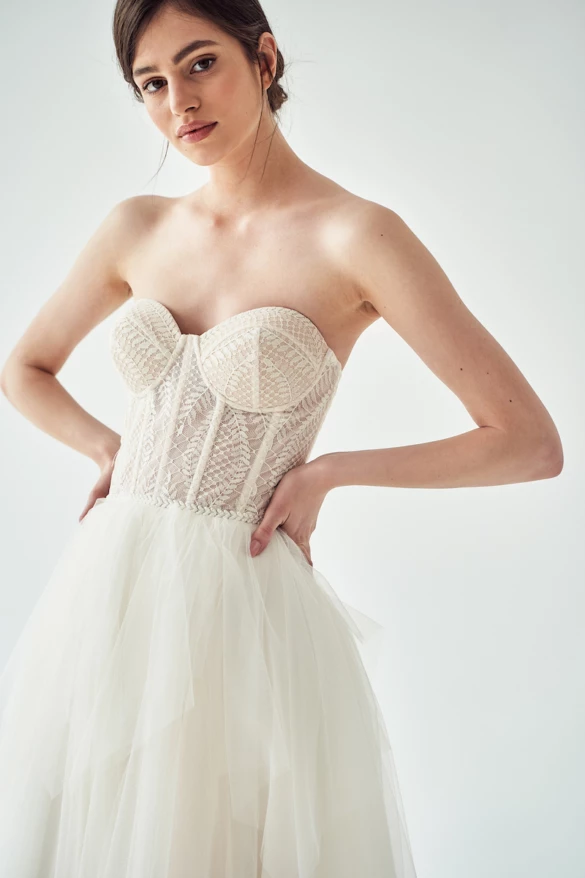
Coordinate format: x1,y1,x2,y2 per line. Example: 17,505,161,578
133,39,221,78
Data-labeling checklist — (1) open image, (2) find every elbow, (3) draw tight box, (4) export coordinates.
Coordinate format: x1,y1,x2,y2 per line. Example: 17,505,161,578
542,443,564,478
507,410,564,480
500,423,564,481
532,434,564,479
0,364,12,398
1,357,29,400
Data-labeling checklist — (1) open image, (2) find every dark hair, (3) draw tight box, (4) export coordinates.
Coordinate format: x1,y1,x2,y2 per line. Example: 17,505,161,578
112,0,289,183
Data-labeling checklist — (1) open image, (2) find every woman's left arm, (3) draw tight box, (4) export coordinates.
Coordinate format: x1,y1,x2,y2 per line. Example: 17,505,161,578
249,204,563,559
316,203,563,493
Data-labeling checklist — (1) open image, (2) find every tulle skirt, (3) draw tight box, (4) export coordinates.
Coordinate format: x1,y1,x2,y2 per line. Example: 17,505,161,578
0,494,417,877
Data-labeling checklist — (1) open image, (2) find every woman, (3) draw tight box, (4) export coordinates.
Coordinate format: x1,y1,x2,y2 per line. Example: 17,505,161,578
0,0,563,875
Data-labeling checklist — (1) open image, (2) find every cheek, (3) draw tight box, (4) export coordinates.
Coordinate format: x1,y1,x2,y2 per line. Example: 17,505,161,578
144,104,166,132
216,69,258,111
157,109,180,140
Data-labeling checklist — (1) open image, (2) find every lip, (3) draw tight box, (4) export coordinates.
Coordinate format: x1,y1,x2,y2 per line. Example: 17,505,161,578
176,120,217,137
180,122,218,144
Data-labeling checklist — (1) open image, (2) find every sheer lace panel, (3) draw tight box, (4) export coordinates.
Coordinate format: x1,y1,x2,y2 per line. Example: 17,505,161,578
109,298,342,523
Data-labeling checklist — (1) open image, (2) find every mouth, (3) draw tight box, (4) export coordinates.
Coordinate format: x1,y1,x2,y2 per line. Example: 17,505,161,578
179,122,218,143
177,121,217,137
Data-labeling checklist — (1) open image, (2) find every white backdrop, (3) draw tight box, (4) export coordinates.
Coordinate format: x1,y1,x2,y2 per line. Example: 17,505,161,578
1,2,583,877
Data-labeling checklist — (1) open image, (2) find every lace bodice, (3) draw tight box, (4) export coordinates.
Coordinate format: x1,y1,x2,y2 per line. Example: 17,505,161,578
108,298,343,524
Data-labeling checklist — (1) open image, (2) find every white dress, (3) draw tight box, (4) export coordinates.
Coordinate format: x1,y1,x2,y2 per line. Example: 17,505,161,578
0,298,418,878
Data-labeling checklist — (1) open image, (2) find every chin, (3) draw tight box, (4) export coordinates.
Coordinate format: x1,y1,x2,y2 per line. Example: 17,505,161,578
175,131,227,166
188,156,220,168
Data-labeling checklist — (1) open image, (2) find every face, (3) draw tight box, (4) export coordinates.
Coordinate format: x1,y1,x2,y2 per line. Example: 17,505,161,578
131,5,277,166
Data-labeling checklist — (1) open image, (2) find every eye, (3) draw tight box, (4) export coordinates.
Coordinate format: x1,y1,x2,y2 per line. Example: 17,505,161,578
141,56,216,95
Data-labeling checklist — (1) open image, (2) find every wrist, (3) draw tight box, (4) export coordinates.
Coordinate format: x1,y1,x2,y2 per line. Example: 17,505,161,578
93,435,121,470
306,453,342,494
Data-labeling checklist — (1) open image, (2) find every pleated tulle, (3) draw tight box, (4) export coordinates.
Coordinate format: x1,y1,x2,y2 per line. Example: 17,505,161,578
0,495,417,878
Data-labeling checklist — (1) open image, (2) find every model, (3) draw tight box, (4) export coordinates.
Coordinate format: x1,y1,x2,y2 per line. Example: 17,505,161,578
0,0,563,875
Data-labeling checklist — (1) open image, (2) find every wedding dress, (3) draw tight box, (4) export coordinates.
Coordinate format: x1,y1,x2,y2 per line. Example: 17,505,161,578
0,297,418,878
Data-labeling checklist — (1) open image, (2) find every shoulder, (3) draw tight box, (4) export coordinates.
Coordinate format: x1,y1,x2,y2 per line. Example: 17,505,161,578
109,193,173,237
328,196,444,306
321,189,406,254
105,194,174,280
330,194,409,256
320,192,413,307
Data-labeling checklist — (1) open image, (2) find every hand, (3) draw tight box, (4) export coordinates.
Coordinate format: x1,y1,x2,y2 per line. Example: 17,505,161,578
249,458,331,564
78,449,119,522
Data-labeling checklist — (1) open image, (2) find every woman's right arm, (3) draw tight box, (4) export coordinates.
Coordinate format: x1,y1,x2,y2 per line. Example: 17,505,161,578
0,197,142,470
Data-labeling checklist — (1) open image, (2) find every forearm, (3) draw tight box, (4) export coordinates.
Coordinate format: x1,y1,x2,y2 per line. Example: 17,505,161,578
313,425,561,491
1,363,120,469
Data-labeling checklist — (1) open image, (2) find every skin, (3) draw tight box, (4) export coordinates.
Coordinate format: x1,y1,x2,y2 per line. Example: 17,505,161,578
0,5,563,566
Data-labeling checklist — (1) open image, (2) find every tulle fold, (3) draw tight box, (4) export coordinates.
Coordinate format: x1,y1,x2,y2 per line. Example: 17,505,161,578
0,495,416,877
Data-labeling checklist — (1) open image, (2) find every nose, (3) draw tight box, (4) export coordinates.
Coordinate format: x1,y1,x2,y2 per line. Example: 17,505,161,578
167,80,200,117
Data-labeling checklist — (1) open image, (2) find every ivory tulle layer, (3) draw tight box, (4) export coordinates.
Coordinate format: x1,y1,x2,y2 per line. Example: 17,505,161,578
0,495,417,877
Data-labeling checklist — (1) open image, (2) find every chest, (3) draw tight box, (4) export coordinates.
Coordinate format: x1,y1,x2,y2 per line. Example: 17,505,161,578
123,205,352,336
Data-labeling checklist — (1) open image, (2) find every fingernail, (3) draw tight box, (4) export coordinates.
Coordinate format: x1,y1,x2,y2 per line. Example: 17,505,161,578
250,539,261,556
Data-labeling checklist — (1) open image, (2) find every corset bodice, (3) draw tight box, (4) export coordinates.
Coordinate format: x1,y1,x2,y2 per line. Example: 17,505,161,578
108,298,343,524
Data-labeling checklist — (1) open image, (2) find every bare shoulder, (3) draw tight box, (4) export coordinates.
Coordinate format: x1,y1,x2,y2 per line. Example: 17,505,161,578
331,195,468,326
329,195,413,303
110,194,173,281
0,195,172,377
117,192,172,225
318,191,401,320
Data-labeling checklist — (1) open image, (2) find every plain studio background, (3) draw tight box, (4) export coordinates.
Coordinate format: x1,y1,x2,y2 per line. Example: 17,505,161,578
0,1,583,876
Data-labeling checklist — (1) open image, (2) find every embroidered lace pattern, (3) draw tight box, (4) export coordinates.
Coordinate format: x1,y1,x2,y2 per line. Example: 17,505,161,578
108,298,343,524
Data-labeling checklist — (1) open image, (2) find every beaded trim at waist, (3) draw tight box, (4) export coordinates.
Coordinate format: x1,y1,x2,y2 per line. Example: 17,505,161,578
97,490,262,524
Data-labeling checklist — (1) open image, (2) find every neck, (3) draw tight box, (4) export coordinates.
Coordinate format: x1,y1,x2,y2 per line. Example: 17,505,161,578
199,120,312,216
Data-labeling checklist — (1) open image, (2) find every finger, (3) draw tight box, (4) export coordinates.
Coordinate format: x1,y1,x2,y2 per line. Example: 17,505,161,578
78,493,97,522
299,543,313,566
250,511,286,557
